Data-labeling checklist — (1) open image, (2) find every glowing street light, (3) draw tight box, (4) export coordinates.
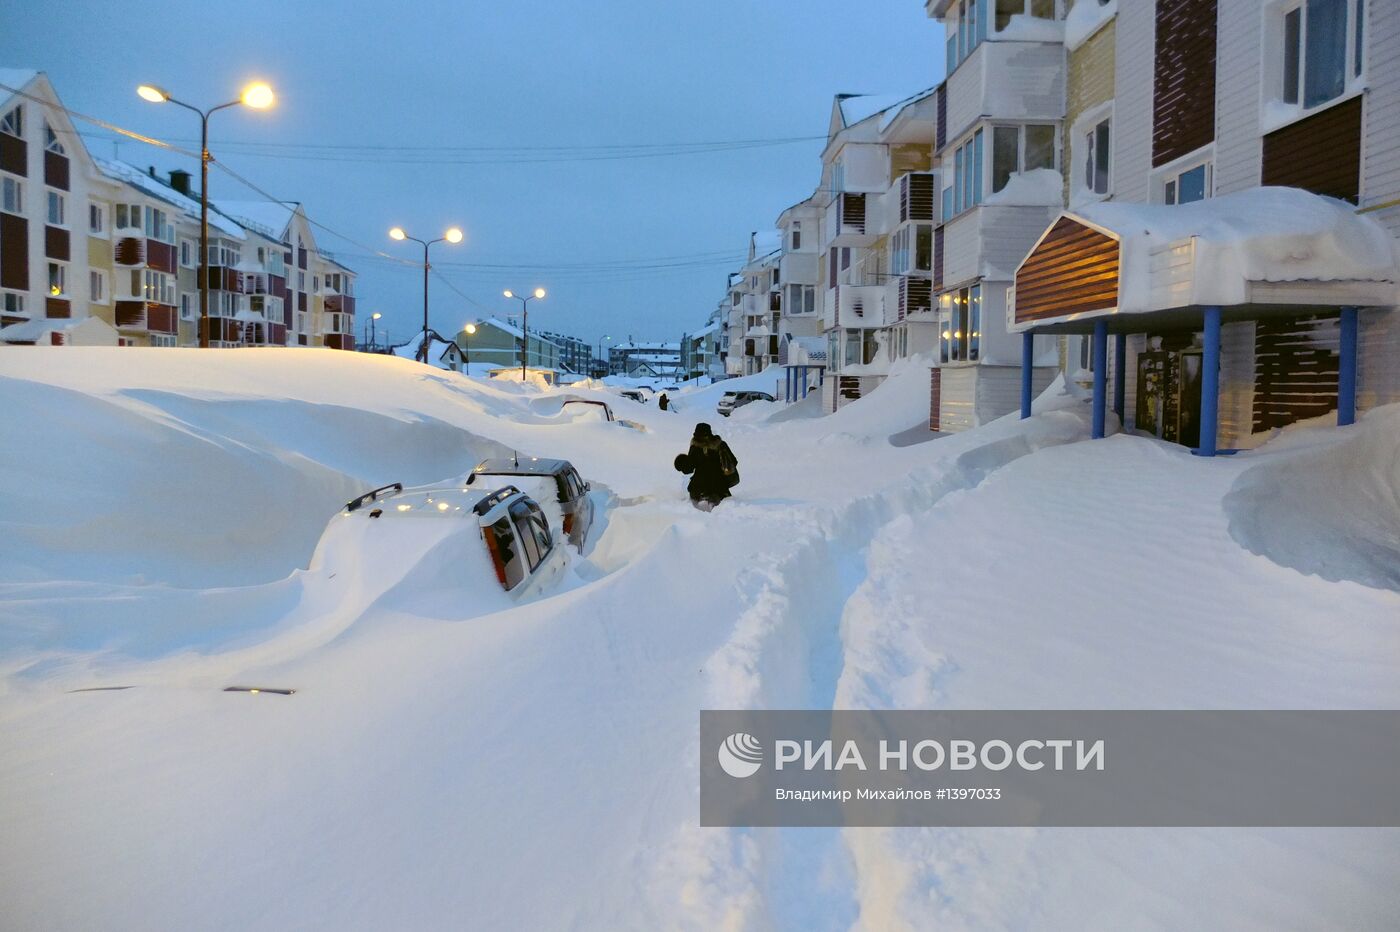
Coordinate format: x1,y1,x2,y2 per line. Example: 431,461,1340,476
503,287,547,380
388,226,464,362
137,80,277,347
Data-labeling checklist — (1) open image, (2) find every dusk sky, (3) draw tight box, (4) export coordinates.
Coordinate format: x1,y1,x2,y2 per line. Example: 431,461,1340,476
2,1,945,350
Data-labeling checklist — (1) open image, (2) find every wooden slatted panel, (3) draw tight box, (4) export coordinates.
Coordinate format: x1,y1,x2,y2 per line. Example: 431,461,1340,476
1262,96,1362,204
1014,217,1120,323
1153,0,1217,167
114,237,143,267
43,151,69,190
1253,314,1340,431
146,240,176,274
901,173,936,223
0,212,28,289
44,225,68,261
840,193,865,233
929,367,941,431
0,134,25,176
45,297,70,319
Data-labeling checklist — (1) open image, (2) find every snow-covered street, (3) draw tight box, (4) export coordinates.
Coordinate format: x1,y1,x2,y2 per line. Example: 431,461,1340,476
2,347,1398,930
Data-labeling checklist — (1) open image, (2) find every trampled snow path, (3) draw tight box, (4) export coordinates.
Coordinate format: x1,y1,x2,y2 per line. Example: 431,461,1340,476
2,350,1399,930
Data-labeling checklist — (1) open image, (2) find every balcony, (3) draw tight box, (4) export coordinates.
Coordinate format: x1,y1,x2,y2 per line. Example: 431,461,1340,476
942,201,1062,288
325,294,356,317
780,250,819,285
114,300,177,334
822,192,878,248
944,37,1066,147
828,282,887,329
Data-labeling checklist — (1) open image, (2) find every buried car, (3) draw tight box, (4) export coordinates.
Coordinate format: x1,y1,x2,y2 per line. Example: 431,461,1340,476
717,390,775,416
559,398,615,422
342,482,567,600
467,457,595,552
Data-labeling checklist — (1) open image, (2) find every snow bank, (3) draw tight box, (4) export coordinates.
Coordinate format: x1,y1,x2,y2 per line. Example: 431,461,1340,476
1225,404,1400,591
983,168,1064,207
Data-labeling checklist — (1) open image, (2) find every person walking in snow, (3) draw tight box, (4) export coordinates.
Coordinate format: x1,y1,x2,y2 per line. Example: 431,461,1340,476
658,392,670,411
674,422,739,510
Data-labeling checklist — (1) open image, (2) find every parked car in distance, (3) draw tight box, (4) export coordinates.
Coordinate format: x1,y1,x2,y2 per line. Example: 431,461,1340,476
619,390,647,404
467,457,595,552
342,482,567,600
717,390,776,416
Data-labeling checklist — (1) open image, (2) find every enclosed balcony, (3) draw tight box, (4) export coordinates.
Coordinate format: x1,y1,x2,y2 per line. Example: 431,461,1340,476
822,192,877,248
943,34,1065,146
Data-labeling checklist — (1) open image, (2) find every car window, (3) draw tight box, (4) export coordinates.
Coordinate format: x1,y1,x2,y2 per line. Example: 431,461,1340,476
509,500,543,570
554,472,573,502
527,504,553,557
488,517,526,590
568,469,585,499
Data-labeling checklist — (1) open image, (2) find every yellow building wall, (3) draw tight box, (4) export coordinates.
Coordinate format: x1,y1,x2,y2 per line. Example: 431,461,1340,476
1064,16,1116,203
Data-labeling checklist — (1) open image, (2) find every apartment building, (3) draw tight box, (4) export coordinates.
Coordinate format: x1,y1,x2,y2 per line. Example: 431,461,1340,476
734,231,781,376
453,317,562,370
0,69,354,350
814,89,942,412
536,329,593,375
1007,0,1400,454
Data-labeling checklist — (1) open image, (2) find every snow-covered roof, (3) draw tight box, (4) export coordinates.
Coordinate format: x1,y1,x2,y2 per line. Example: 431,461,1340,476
837,93,909,129
96,159,246,237
217,200,296,241
878,86,938,132
1065,0,1117,51
1030,188,1400,318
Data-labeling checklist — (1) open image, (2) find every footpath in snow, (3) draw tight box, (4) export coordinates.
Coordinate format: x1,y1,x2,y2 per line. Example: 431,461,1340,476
1,348,1397,930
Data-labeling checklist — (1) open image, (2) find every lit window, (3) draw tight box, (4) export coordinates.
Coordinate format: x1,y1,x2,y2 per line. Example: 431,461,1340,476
48,262,66,296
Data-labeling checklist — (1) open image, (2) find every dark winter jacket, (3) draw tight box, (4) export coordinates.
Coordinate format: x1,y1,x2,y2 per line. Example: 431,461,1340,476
682,425,738,504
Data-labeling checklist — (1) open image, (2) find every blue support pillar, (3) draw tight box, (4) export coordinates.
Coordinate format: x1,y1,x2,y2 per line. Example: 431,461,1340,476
1113,332,1126,420
1091,319,1108,439
1020,331,1034,419
1199,305,1222,456
786,368,793,402
801,367,809,399
1338,306,1358,426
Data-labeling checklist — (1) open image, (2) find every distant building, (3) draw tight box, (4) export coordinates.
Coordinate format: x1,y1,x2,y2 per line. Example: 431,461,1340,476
454,317,562,370
536,328,593,374
0,70,355,350
608,339,682,378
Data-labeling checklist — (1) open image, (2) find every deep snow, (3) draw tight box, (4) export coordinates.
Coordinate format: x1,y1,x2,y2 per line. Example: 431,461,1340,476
1,347,1398,931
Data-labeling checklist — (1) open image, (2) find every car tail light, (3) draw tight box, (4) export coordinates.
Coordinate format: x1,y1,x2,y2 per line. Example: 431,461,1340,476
562,513,575,536
482,526,509,587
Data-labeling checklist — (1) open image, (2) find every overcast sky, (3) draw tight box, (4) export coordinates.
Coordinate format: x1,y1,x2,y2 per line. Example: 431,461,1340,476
3,1,945,350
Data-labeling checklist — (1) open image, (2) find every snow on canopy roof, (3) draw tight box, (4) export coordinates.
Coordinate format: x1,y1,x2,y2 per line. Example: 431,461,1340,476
96,158,245,237
1070,187,1400,313
217,200,296,241
878,86,938,132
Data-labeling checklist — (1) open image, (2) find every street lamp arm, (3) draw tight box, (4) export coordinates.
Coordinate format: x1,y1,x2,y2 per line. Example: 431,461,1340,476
207,98,245,117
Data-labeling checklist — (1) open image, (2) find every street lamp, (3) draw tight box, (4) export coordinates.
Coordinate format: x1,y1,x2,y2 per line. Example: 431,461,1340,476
390,226,463,362
461,321,477,372
365,311,382,350
503,287,546,380
597,334,612,377
137,81,275,348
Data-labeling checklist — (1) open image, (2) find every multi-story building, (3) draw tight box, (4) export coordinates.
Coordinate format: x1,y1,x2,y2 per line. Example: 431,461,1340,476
452,317,562,370
734,231,781,376
1006,0,1400,454
813,89,942,412
0,69,354,350
609,339,682,378
537,328,593,375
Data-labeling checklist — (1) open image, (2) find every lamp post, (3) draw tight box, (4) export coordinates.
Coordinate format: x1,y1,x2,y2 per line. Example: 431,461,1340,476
137,81,274,349
461,321,477,373
364,311,381,350
390,226,463,362
596,334,612,377
503,287,546,380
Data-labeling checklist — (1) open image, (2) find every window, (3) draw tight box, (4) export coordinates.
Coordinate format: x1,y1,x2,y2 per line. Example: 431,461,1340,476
1083,118,1111,195
89,269,107,303
1162,160,1211,205
142,269,175,305
951,129,984,215
891,223,934,275
790,222,802,251
151,334,176,348
180,239,194,268
1,176,21,215
991,124,1057,193
940,284,981,363
1277,0,1364,111
115,204,142,230
786,283,815,314
180,293,193,320
0,105,20,137
48,262,66,297
997,0,1055,30
44,122,64,155
2,292,25,316
144,207,174,243
47,190,65,226
88,203,106,235
297,271,306,290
